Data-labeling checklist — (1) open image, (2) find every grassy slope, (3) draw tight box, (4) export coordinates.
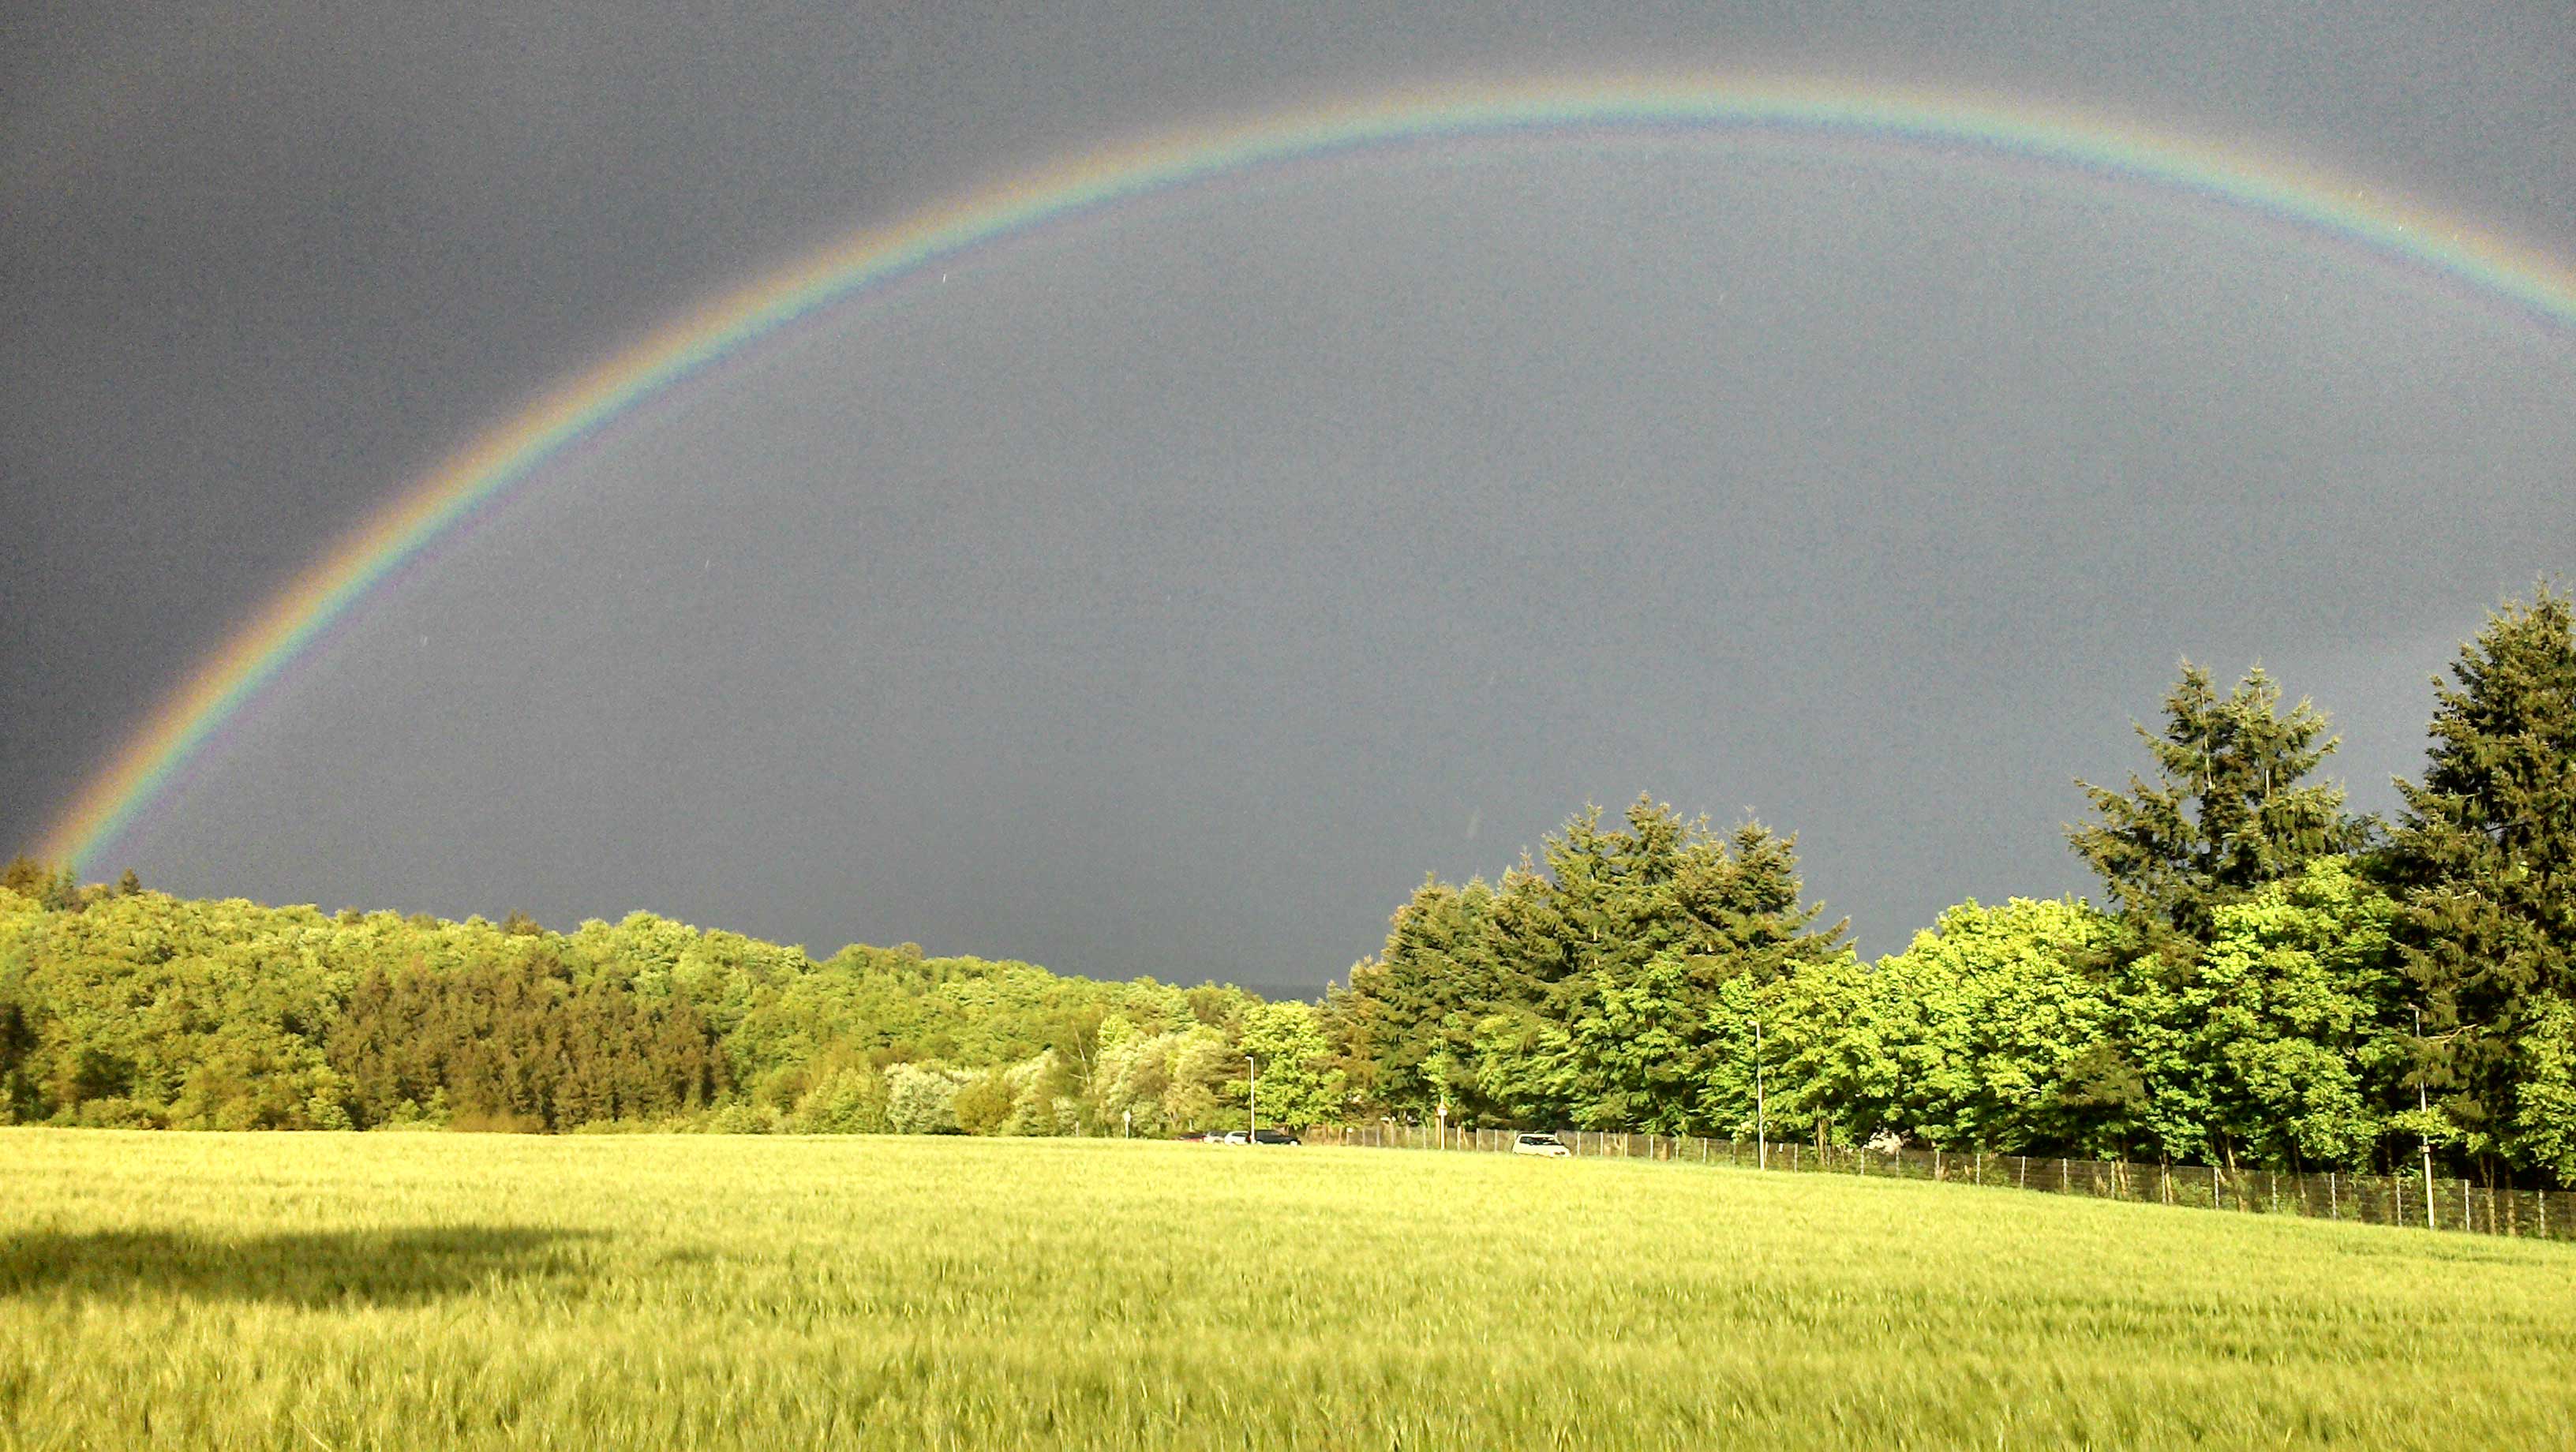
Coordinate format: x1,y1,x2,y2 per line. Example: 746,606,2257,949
2,1129,2570,1450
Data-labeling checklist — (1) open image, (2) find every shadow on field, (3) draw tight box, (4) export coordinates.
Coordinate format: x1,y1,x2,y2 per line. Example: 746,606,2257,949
0,1226,599,1308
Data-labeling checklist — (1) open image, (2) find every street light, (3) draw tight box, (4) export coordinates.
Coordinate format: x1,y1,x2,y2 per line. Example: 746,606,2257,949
1246,1053,1257,1145
2415,1008,2436,1229
1754,1013,1766,1171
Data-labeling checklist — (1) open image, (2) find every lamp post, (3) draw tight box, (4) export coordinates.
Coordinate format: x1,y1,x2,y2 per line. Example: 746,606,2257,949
2416,1009,2434,1229
1247,1054,1257,1145
1754,1014,1767,1171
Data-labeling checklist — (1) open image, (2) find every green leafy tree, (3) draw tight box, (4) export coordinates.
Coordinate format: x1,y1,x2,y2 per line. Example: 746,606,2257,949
884,1063,962,1133
1777,897,2117,1152
1162,1025,1240,1131
789,1063,890,1133
953,1068,1016,1134
1237,1001,1340,1128
2121,857,2403,1169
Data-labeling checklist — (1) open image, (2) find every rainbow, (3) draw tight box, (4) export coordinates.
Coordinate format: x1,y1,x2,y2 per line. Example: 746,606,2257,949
36,75,2576,874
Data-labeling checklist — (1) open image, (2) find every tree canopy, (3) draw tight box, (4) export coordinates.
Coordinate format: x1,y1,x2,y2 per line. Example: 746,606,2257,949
0,888,1318,1136
7,586,2570,1189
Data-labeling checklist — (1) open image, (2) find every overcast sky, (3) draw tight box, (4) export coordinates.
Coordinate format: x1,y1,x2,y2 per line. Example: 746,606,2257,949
6,2,2573,991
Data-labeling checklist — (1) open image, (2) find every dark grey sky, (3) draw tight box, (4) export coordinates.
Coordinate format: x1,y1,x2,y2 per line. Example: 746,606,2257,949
7,2,2574,990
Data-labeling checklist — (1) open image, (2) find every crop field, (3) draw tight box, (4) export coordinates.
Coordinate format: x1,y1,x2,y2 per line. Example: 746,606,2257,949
2,1131,2571,1450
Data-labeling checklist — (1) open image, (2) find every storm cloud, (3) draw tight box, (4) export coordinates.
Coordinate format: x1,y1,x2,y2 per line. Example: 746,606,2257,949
6,2,2572,990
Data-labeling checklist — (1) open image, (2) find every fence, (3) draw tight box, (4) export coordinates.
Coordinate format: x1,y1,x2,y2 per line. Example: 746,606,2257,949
1301,1123,2576,1243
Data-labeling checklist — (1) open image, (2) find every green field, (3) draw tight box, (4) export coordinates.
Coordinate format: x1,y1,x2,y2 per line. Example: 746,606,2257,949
2,1130,2570,1450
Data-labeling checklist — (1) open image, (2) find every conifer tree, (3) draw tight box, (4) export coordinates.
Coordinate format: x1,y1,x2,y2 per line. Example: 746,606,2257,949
2,855,47,896
1332,875,1503,1119
1519,798,1845,1134
2384,586,2576,1182
2069,663,2366,950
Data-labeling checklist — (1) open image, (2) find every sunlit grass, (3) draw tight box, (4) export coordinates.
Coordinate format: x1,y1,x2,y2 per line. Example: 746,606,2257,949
2,1128,2570,1449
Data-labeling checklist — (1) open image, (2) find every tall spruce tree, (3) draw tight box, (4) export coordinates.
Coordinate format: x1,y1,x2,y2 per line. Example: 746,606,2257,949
1329,875,1503,1120
1523,798,1846,1135
2069,663,2367,949
2061,664,2371,1161
2384,586,2576,1184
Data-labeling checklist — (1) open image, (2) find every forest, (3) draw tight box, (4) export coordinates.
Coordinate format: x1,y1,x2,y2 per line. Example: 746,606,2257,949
0,879,1332,1139
2,587,2568,1188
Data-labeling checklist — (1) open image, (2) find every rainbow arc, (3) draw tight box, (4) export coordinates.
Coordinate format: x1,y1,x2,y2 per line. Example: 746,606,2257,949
38,77,2576,873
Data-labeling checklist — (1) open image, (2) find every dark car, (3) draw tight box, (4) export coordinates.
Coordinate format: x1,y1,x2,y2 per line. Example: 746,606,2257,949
1249,1128,1300,1146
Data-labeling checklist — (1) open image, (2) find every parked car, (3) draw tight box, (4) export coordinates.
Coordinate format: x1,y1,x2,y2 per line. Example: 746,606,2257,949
1511,1132,1571,1158
1250,1128,1300,1146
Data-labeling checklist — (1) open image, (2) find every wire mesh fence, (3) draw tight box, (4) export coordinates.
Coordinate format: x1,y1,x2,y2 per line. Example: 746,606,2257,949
1300,1122,2576,1242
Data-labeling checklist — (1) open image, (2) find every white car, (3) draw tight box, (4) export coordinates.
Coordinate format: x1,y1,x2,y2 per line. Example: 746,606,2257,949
1511,1132,1571,1158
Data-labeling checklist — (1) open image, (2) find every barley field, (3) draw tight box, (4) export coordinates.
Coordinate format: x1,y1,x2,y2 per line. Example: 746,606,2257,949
2,1129,2570,1450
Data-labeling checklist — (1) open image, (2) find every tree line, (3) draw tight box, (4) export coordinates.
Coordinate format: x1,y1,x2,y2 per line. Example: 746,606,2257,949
2,586,2567,1188
0,874,1340,1136
1320,586,2574,1189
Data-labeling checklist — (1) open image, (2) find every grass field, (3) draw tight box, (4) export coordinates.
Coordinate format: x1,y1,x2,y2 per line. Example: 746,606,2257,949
2,1130,2571,1450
